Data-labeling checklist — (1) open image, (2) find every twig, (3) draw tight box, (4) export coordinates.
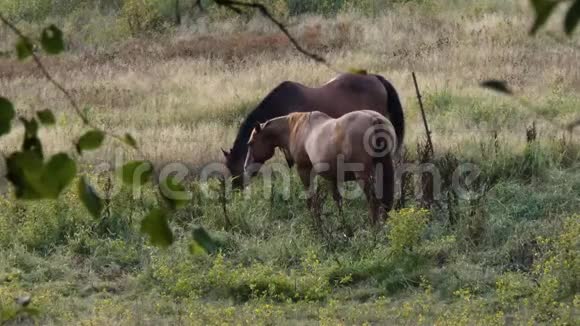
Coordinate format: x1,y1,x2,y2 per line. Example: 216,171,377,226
220,178,232,230
0,14,89,125
0,14,144,156
412,72,434,156
214,0,337,72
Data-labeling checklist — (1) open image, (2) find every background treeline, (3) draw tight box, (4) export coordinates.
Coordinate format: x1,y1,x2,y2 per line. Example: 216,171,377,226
0,0,412,25
0,0,419,46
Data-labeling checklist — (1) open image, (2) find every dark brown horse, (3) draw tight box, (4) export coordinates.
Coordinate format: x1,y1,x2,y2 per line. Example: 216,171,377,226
222,73,404,187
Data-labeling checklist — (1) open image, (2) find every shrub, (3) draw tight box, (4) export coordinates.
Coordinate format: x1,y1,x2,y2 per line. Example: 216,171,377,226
121,0,165,35
387,208,430,257
530,216,579,322
495,272,535,309
0,0,52,22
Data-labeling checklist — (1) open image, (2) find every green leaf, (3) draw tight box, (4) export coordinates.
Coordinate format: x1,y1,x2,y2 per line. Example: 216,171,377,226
5,151,45,199
0,97,15,136
76,130,105,154
20,117,39,138
123,133,138,149
480,80,513,95
22,136,43,159
6,151,76,199
78,177,103,219
141,208,174,248
40,25,64,54
36,109,55,125
159,175,189,209
20,118,43,159
119,161,153,186
565,0,580,35
530,0,559,35
42,153,76,198
192,227,218,254
16,37,33,60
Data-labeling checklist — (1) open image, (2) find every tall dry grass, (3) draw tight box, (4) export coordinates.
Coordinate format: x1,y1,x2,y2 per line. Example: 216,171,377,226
0,0,578,171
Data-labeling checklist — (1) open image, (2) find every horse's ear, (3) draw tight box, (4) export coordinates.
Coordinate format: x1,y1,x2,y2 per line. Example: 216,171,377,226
221,148,230,158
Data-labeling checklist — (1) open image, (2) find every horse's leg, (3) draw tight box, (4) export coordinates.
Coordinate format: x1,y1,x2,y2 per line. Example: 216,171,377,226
298,166,323,229
379,155,395,221
356,172,379,226
297,167,313,208
331,179,343,215
332,179,353,235
369,182,380,226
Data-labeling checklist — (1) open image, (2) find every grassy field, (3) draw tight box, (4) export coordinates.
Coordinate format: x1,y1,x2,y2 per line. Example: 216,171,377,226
1,0,579,324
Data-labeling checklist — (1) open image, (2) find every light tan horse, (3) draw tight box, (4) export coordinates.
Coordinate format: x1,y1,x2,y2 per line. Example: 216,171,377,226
244,110,397,224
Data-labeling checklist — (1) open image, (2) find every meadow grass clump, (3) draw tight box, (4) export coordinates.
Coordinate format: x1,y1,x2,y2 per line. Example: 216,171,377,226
490,214,580,324
327,209,442,294
148,248,333,302
426,90,530,133
387,208,430,257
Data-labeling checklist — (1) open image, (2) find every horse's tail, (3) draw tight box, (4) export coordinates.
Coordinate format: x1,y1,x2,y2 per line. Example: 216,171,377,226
377,152,395,212
368,118,396,213
369,118,397,162
373,74,405,153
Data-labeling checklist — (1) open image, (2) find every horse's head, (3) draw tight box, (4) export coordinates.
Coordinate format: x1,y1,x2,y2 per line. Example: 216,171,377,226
222,148,245,188
243,122,276,179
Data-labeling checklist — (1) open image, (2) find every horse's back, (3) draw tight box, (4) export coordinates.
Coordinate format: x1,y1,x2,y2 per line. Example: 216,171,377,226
338,110,391,134
253,80,316,123
305,74,388,117
321,73,385,94
258,74,387,120
332,110,395,161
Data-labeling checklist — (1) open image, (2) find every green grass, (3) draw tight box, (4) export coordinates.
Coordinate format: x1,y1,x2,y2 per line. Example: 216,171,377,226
1,136,579,324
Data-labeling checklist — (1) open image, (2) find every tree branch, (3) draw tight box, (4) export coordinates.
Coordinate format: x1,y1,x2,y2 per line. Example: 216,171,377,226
0,14,89,125
214,0,337,71
0,14,144,155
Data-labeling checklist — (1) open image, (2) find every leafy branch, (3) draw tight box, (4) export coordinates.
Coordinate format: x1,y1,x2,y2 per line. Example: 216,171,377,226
0,14,187,249
0,15,87,124
0,14,143,154
530,0,580,35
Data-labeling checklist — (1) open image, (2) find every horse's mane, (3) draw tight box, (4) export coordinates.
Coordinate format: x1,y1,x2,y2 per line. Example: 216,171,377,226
230,81,304,160
287,112,310,143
